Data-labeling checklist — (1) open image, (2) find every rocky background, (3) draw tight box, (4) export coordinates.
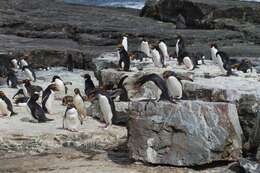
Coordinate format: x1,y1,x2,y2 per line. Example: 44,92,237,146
0,0,260,172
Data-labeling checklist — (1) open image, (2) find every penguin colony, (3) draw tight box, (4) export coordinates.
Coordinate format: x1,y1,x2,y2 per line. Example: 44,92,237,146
0,34,255,131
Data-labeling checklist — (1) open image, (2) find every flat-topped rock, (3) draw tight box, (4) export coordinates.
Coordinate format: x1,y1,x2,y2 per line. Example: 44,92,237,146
127,100,243,166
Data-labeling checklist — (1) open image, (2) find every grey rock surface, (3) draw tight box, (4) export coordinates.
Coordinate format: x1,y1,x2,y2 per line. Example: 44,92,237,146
127,100,243,166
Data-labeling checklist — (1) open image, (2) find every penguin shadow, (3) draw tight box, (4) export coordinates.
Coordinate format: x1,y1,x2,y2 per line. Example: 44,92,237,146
107,142,134,165
20,117,38,123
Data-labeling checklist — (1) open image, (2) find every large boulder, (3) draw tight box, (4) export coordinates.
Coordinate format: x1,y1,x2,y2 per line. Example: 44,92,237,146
127,101,243,166
140,0,260,29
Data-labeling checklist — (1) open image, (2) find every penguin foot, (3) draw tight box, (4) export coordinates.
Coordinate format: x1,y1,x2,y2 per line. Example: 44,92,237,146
10,112,18,116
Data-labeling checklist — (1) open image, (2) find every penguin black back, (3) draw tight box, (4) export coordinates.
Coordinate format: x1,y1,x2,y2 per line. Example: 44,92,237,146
83,74,95,95
135,74,175,103
117,75,129,101
7,70,18,88
118,45,130,71
28,93,53,122
66,54,74,72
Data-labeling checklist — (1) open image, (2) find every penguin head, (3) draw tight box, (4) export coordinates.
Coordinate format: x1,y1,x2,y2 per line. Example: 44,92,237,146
176,34,183,40
210,43,218,49
52,75,61,82
49,84,59,92
74,88,81,95
22,79,31,86
0,91,5,97
82,73,91,80
67,103,76,109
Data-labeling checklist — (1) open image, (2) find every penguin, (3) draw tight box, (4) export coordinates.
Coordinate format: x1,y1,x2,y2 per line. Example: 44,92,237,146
215,51,232,76
51,76,67,94
82,74,96,96
42,84,58,114
0,91,17,116
210,43,219,64
22,79,43,97
7,71,18,88
27,93,53,123
140,39,151,57
117,75,129,101
12,89,29,107
163,71,193,99
183,56,194,70
63,103,82,132
128,51,147,62
73,88,87,119
18,58,29,69
117,44,130,71
151,48,162,68
10,58,19,71
176,35,185,64
66,54,74,72
134,73,176,103
236,59,253,73
122,36,128,52
88,90,115,128
22,66,36,82
159,40,170,60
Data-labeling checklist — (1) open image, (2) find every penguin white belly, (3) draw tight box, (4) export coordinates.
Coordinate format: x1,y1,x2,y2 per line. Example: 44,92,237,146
122,37,128,51
64,108,80,130
8,80,12,87
73,95,86,117
45,91,54,114
166,76,182,99
211,48,218,64
216,55,226,74
0,99,10,116
98,94,113,126
141,42,151,57
176,40,180,57
21,59,28,67
183,56,194,70
151,50,161,68
22,84,29,97
159,43,169,59
24,69,34,81
55,79,65,92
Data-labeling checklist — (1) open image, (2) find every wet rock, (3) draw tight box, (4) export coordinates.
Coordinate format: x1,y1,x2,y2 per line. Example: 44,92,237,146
127,100,243,166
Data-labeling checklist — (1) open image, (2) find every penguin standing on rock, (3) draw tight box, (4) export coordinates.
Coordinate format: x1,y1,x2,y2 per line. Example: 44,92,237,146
163,71,193,99
82,74,95,96
151,47,163,68
176,35,185,64
134,73,176,103
42,84,59,114
22,66,36,82
140,39,151,57
52,76,67,94
215,51,232,76
63,103,82,132
27,93,53,123
73,88,87,119
118,44,130,71
7,71,18,88
0,91,17,116
159,40,170,61
88,90,116,128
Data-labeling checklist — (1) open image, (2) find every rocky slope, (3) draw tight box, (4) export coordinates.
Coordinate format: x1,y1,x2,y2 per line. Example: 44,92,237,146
0,0,260,71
